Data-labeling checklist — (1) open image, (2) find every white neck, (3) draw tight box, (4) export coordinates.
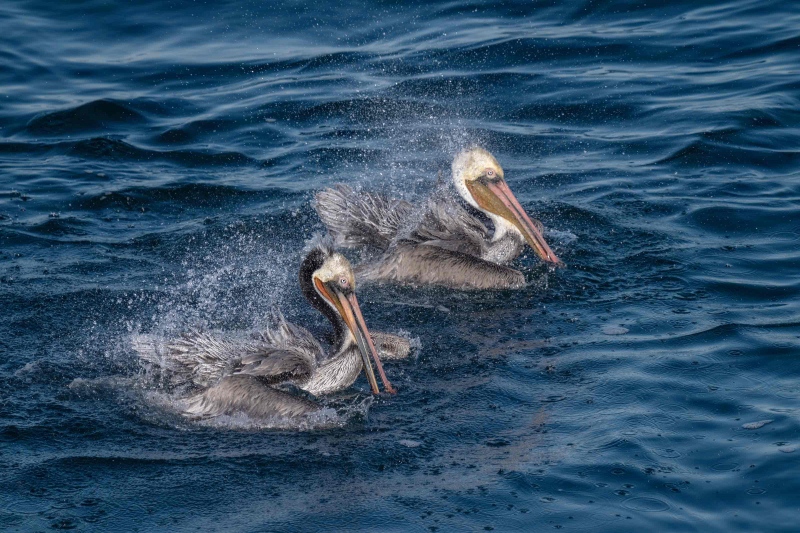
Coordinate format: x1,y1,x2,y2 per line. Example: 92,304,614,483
301,342,362,396
482,218,525,264
452,172,478,210
491,215,520,242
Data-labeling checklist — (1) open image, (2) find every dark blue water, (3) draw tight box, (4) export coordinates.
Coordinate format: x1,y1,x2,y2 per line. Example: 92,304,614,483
2,0,799,530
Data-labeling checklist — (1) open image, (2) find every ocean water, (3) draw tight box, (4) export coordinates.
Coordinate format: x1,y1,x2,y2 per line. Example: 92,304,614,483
1,0,799,530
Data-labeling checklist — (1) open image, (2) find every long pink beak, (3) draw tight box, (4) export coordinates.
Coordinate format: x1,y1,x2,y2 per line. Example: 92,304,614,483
346,294,396,394
315,278,396,394
487,180,564,267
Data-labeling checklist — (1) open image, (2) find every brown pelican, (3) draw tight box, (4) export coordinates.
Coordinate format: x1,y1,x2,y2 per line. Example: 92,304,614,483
315,146,564,290
132,241,410,421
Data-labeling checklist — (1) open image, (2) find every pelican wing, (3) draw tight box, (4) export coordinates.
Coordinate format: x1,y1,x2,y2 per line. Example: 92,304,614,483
257,311,325,363
132,314,322,388
235,346,316,382
135,331,303,387
233,314,322,382
314,184,414,251
407,194,491,257
132,330,244,387
171,330,247,378
316,183,493,256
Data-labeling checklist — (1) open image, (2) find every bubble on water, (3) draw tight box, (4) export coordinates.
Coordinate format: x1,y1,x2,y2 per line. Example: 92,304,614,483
654,448,681,458
622,497,669,512
399,439,422,448
4,497,51,515
742,419,773,430
541,395,566,403
602,326,629,335
778,445,796,453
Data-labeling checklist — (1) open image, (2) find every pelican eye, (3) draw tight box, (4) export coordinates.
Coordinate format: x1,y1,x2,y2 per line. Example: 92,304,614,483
486,169,495,178
339,277,348,287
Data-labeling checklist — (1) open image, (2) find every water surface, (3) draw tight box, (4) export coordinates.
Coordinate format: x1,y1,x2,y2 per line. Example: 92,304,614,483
1,0,799,531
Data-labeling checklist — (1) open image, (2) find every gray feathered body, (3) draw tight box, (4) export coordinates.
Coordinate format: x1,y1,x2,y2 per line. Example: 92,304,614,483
183,374,318,419
132,313,410,420
315,185,529,289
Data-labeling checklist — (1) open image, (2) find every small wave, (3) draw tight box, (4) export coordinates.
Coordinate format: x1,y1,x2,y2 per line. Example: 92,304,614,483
729,109,784,129
687,204,799,235
154,118,240,145
71,183,296,212
25,216,93,237
67,137,257,167
26,99,147,136
722,34,800,61
653,138,800,170
0,137,258,167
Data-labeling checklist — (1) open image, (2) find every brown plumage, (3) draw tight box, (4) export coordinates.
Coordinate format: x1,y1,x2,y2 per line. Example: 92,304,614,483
132,241,410,422
315,147,563,290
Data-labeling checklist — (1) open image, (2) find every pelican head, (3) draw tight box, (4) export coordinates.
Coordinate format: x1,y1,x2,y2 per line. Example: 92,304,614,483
452,146,563,266
301,242,395,394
